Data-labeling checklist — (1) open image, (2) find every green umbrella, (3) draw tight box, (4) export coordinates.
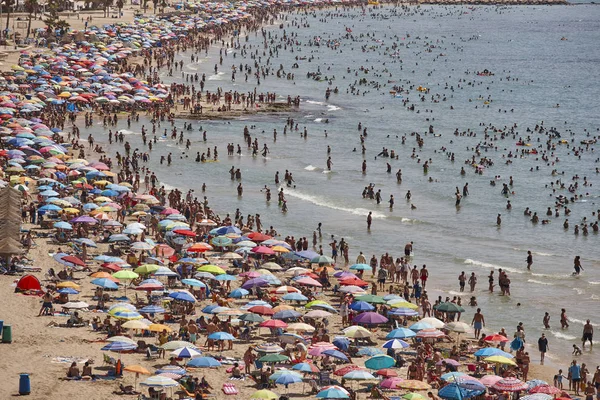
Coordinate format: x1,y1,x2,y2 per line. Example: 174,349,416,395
310,255,335,265
134,264,160,275
113,270,140,280
197,265,226,275
211,236,232,247
433,302,465,313
355,294,386,304
239,313,265,323
259,354,289,363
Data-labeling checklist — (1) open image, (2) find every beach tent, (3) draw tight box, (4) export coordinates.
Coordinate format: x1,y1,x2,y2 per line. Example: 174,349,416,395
16,274,41,292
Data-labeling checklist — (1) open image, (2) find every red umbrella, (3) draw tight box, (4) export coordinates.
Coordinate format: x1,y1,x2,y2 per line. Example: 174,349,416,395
375,369,398,378
251,246,275,255
160,208,180,215
259,320,287,328
333,364,362,376
62,255,86,266
247,232,272,242
484,334,509,342
530,385,562,395
492,378,528,392
296,277,323,287
101,263,123,272
339,277,369,286
153,244,175,257
173,229,197,237
186,242,213,253
248,306,274,315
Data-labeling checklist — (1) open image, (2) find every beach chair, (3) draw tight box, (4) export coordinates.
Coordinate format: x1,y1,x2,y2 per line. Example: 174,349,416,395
146,347,160,360
103,353,116,366
222,383,238,395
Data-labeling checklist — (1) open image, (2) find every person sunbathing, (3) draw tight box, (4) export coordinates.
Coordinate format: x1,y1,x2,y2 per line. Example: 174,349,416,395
67,362,81,379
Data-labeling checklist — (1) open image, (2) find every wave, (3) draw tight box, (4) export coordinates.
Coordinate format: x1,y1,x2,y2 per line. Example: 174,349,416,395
314,118,324,122
463,259,523,274
512,248,554,256
530,272,572,279
117,129,139,135
284,188,387,219
570,318,599,327
527,279,554,286
589,281,600,285
550,331,577,341
304,165,318,171
327,105,341,111
207,72,226,81
572,288,584,295
305,100,326,106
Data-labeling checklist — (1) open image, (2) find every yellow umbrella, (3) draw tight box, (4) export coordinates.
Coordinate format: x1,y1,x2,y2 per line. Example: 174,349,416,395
387,300,419,310
250,390,279,400
132,211,148,216
271,246,289,253
93,196,112,203
124,365,150,374
484,356,517,366
197,265,226,275
343,325,371,338
93,180,111,187
56,281,80,289
148,323,172,333
62,208,80,214
122,320,150,330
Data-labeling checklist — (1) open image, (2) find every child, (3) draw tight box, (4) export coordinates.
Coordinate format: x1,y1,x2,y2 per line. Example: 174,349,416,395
572,344,583,356
553,369,565,389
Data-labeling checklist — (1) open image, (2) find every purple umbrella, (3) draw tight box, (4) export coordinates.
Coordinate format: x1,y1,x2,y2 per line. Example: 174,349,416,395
333,271,357,279
241,278,269,290
352,312,389,325
70,215,97,224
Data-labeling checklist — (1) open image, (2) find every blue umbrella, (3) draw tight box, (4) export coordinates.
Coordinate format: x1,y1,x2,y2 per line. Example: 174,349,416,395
94,255,125,263
474,348,514,358
275,372,303,385
349,301,375,312
382,339,410,349
386,328,416,339
322,349,349,361
109,234,131,242
389,307,419,317
214,274,237,281
74,238,97,247
53,221,73,230
139,305,166,314
40,189,59,197
212,226,242,235
101,341,137,352
202,305,220,313
91,278,119,289
357,347,384,356
438,383,484,399
187,357,221,368
292,363,318,373
169,291,196,303
409,321,434,332
228,288,249,298
364,355,395,370
296,250,319,259
181,278,207,288
282,293,308,301
58,288,79,295
208,332,235,341
38,204,62,212
273,310,302,320
349,263,372,271
332,337,350,351
317,386,349,399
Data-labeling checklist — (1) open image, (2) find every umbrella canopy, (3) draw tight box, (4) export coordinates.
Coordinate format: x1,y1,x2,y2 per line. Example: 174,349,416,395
480,375,503,387
353,312,388,325
492,378,528,392
317,386,350,399
364,355,395,370
187,357,221,368
140,376,179,388
382,339,410,349
386,328,417,339
171,346,202,359
101,341,137,352
250,390,279,400
485,356,518,366
474,348,513,358
529,385,562,395
438,383,483,400
343,370,376,380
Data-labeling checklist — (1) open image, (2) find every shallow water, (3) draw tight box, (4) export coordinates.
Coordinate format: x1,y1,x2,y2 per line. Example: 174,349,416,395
101,5,599,367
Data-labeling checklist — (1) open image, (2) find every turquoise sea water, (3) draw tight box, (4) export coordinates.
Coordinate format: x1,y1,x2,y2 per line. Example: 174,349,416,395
102,5,599,367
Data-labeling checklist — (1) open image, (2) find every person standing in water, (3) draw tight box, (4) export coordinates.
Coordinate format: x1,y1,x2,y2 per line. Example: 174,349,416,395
573,256,583,275
472,308,485,338
527,251,533,270
366,212,372,230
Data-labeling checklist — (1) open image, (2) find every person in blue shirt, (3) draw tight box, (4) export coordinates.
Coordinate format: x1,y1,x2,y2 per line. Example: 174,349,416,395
569,360,581,395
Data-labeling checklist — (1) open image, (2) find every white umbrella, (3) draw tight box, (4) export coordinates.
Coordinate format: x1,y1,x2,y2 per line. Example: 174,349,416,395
419,317,445,329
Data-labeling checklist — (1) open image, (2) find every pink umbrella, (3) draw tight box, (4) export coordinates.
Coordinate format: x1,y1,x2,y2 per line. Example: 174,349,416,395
530,385,562,395
416,328,445,338
492,377,528,392
239,271,261,278
153,244,175,257
436,358,460,367
160,208,180,215
308,342,337,356
251,246,275,255
296,277,322,287
380,377,404,389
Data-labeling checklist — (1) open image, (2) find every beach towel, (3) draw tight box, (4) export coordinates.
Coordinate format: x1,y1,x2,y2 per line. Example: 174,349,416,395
222,383,238,395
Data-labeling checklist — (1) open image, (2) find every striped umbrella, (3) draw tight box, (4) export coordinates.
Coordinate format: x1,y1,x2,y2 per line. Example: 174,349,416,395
317,386,350,399
155,366,187,375
343,370,376,380
492,378,528,392
308,342,337,356
333,364,362,376
386,328,417,339
101,341,137,352
171,346,202,359
529,385,562,395
255,343,284,353
521,395,553,400
382,339,410,349
157,373,183,380
416,328,445,338
479,375,503,387
526,380,548,390
140,376,179,388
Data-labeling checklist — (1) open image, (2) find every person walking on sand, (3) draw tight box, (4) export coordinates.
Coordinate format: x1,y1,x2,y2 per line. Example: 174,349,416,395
569,360,582,395
471,308,485,338
538,333,549,364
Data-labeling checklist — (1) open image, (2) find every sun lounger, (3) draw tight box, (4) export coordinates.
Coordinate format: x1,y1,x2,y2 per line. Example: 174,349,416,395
222,383,238,395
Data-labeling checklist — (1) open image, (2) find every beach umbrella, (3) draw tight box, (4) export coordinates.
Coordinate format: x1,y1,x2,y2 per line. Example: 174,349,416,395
113,270,139,280
53,221,73,230
169,291,196,303
160,341,197,350
282,293,308,302
375,369,398,378
529,385,562,395
419,317,445,328
122,320,150,330
438,383,483,400
310,255,334,265
485,356,518,366
484,334,509,343
187,357,221,368
113,311,143,320
521,395,553,400
248,305,274,315
349,301,375,312
387,300,419,310
238,313,264,323
208,332,235,341
349,263,372,271
316,386,350,399
57,288,79,295
479,375,503,387
353,312,388,325
197,265,226,275
397,380,432,390
255,343,284,353
134,264,160,275
280,333,308,345
354,294,386,304
286,323,316,332
107,336,137,345
526,380,548,390
259,354,289,363
91,278,119,289
171,347,202,359
333,365,362,377
382,339,410,349
364,355,395,370
403,394,427,400
274,371,303,386
304,310,332,318
62,301,88,309
272,285,300,294
492,378,528,392
273,310,302,320
434,302,465,313
344,369,376,380
293,363,320,373
229,288,249,298
343,325,371,338
321,349,349,361
181,278,206,288
139,305,165,314
409,321,434,331
380,377,405,389
416,328,445,339
250,390,278,400
140,376,179,388
102,341,137,352
389,307,419,317
357,347,384,356
445,321,472,334
259,320,288,329
474,348,513,358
